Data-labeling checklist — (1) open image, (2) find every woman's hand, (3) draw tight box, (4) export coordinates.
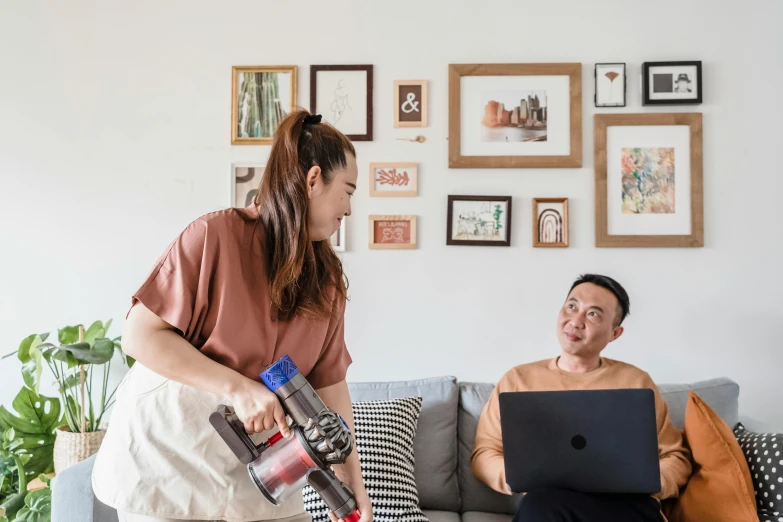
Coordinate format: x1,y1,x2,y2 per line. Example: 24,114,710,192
327,486,373,522
228,378,290,437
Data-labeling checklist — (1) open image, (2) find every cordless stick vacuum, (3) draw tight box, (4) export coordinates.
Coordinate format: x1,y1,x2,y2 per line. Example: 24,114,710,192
210,356,361,522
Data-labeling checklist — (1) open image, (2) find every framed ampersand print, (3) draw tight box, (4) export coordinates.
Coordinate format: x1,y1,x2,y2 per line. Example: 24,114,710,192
394,80,428,128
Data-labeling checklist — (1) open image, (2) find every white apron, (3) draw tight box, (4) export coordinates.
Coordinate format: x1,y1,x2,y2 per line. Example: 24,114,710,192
92,363,309,522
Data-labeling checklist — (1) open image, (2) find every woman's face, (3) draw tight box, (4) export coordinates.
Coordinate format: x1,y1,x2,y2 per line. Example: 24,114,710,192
306,153,358,242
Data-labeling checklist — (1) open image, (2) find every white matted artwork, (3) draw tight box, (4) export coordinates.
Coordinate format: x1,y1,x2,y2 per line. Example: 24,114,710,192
311,65,373,141
642,61,702,105
330,218,346,252
232,163,264,208
606,125,691,236
369,162,418,197
446,195,512,247
595,63,626,107
460,75,569,158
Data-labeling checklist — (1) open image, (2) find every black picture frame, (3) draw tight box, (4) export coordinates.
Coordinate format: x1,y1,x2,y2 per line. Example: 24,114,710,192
642,61,703,105
310,64,374,141
594,63,626,108
446,195,513,247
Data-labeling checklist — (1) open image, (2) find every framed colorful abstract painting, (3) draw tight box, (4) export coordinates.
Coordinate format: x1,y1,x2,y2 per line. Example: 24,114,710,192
368,215,417,250
594,113,703,247
311,65,373,141
446,195,512,247
448,63,582,168
369,162,418,197
231,66,297,145
533,198,569,248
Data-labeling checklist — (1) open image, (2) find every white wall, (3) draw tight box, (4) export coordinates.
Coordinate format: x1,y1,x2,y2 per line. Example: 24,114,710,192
1,1,781,427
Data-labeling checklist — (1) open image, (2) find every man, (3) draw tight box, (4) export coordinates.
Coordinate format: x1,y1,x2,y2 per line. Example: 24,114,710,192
471,274,691,522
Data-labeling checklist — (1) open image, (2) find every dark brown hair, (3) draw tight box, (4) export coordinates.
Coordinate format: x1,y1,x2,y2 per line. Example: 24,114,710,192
255,108,355,322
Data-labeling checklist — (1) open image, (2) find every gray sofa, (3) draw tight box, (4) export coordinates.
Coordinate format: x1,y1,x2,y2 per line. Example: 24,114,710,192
52,375,775,522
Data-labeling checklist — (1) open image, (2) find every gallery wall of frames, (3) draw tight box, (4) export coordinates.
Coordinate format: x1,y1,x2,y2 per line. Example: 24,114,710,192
230,61,704,252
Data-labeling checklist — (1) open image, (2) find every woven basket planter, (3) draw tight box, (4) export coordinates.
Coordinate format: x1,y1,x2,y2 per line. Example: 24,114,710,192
53,424,107,474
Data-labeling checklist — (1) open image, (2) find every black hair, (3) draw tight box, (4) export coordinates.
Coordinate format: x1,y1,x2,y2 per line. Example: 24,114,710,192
569,274,630,326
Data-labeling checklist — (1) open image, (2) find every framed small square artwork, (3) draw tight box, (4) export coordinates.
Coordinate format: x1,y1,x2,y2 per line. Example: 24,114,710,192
595,63,626,108
368,215,417,249
369,162,418,197
533,198,569,247
642,61,702,105
446,195,512,247
394,80,427,127
311,65,373,141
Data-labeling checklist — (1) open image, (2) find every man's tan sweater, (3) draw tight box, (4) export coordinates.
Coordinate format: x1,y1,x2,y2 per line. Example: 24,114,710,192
471,357,692,501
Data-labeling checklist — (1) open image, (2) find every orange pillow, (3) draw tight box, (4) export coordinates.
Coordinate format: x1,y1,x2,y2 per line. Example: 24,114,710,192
665,391,759,522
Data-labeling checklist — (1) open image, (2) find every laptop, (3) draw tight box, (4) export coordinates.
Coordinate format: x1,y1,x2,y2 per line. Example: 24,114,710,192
499,388,661,495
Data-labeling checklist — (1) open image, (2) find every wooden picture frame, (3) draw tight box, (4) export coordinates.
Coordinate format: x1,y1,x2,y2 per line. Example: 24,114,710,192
448,63,582,168
533,198,569,248
594,113,704,247
642,61,703,105
368,215,417,249
369,162,418,197
394,80,428,128
231,66,297,145
446,195,512,247
310,65,373,141
595,63,626,108
330,217,346,252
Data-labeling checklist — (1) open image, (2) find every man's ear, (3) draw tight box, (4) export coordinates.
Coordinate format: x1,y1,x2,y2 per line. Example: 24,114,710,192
305,166,322,197
609,325,624,343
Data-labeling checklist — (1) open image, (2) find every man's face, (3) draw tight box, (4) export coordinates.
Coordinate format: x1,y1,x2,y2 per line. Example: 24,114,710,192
556,283,624,359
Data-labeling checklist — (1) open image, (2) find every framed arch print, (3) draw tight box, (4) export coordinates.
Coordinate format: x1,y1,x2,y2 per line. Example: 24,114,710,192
533,198,569,247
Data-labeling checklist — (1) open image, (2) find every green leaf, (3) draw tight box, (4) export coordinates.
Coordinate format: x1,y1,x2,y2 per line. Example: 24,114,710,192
82,321,105,347
38,345,56,364
15,488,51,522
17,335,45,365
56,341,113,365
57,326,81,345
3,430,13,444
21,347,43,396
0,389,60,480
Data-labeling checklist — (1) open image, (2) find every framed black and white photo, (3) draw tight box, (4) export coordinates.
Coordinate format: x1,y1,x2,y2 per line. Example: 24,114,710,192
595,63,626,107
642,61,702,105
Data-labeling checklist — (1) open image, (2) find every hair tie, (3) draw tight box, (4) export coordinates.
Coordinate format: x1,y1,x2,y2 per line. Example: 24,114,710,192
303,114,322,125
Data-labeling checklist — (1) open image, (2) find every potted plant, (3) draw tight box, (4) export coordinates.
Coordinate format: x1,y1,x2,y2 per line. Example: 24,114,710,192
9,320,134,474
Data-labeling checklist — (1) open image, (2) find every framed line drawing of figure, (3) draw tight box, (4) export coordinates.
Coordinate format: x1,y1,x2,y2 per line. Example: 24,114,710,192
311,65,373,141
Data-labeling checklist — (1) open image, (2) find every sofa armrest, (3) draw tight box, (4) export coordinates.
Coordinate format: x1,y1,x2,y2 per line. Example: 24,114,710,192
51,454,117,522
738,415,782,434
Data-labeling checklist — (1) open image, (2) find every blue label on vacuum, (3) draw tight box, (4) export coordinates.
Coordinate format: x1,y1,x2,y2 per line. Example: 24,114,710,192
260,355,299,391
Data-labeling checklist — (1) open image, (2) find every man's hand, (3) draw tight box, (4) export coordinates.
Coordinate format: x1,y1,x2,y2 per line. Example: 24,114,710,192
327,487,373,522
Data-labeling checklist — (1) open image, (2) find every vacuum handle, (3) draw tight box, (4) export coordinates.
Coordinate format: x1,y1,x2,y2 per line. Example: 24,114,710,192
209,404,260,465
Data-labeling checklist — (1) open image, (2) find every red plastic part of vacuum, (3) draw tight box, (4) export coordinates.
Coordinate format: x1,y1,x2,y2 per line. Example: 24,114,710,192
343,510,361,522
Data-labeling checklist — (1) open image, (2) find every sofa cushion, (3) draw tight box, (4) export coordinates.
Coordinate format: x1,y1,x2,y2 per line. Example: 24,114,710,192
461,512,513,522
659,378,739,430
348,376,460,512
421,511,461,522
458,383,521,515
304,397,427,522
734,422,783,515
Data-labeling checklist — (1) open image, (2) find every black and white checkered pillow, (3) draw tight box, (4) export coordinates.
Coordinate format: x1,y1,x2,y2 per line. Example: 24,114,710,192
303,397,428,522
734,423,783,522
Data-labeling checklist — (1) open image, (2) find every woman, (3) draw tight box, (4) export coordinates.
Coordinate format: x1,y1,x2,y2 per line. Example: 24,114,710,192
91,109,371,522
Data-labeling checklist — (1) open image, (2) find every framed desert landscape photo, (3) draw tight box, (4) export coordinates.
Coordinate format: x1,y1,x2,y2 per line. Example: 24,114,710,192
594,113,703,247
231,163,264,208
448,63,582,168
368,215,417,249
231,66,297,145
533,198,569,247
369,162,418,197
394,80,427,128
446,195,512,247
311,65,373,141
595,63,626,108
642,61,702,105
